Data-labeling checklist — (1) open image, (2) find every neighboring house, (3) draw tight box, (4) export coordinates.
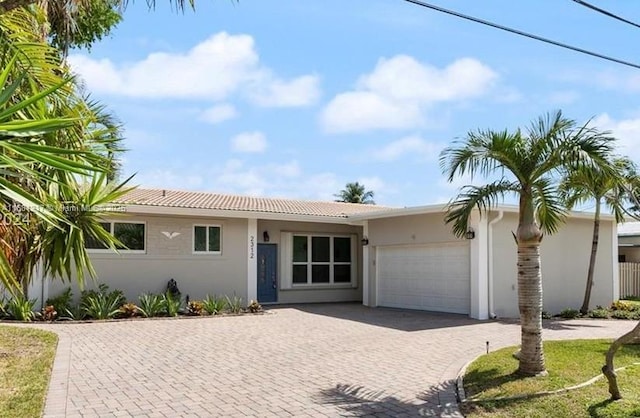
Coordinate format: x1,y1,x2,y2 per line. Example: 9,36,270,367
617,222,640,298
617,222,640,262
40,188,619,319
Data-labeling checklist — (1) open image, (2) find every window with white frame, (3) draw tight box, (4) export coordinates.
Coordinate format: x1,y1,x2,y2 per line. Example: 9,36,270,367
85,221,146,252
193,225,222,254
285,233,355,287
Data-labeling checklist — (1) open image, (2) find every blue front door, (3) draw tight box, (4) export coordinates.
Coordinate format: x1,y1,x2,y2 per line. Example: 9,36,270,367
257,244,277,303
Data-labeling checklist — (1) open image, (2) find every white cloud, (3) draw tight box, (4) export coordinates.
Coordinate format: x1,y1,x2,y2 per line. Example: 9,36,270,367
200,104,238,124
321,55,497,133
371,135,441,162
231,131,268,153
592,113,640,161
68,32,320,107
249,75,321,107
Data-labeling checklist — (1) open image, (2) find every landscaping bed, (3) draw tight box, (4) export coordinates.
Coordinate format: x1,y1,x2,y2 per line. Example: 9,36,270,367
0,326,57,417
0,283,263,323
461,339,640,418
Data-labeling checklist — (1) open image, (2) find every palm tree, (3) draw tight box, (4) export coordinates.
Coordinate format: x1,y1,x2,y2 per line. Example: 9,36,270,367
335,182,375,204
560,156,640,315
0,9,133,293
440,111,615,376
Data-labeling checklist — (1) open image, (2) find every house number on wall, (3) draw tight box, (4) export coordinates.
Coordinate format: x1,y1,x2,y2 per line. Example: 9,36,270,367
249,235,255,259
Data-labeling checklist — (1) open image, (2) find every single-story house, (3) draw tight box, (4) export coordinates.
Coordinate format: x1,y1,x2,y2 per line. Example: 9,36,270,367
36,188,618,319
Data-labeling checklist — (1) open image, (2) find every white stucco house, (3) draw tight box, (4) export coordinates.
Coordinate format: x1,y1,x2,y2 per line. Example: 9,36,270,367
40,188,619,319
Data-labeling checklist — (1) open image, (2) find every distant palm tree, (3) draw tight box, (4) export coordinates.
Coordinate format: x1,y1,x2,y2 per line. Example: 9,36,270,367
440,111,615,376
560,156,640,314
335,182,375,204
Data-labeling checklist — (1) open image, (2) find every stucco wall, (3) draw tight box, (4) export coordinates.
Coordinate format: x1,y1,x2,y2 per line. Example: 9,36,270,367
491,212,615,318
257,220,363,303
366,213,467,307
48,214,249,303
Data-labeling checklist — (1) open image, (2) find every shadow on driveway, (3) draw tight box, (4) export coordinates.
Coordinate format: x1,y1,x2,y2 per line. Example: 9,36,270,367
315,380,460,417
266,302,483,332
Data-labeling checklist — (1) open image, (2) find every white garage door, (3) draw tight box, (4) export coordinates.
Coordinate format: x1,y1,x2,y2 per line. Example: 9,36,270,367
377,242,470,314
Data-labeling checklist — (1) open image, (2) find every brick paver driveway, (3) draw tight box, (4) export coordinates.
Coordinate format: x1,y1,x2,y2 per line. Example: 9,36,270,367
31,304,634,417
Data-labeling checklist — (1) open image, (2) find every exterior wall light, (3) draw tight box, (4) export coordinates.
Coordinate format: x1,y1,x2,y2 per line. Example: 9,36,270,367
465,228,476,240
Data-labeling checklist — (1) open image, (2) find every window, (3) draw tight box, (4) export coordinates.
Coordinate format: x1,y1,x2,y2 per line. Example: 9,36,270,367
288,234,354,286
193,225,221,254
86,221,146,252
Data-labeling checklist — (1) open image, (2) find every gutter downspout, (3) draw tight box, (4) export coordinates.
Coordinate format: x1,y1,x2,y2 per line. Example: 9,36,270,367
488,210,504,319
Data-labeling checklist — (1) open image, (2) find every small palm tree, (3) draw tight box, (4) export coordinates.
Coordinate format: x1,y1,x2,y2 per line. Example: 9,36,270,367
440,111,615,376
335,182,375,204
560,156,640,314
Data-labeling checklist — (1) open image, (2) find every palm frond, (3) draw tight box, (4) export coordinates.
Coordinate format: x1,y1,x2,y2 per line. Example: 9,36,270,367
532,177,567,234
445,179,519,238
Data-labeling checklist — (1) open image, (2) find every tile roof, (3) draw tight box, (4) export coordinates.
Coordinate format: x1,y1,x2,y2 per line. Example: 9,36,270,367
115,188,394,218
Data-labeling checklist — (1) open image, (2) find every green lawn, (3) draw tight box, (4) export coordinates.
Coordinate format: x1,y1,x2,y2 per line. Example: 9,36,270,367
462,340,640,418
0,326,58,418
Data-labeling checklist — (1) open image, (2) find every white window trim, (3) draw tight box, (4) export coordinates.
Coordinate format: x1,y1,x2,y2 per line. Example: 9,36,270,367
87,220,147,254
192,224,223,255
282,233,357,289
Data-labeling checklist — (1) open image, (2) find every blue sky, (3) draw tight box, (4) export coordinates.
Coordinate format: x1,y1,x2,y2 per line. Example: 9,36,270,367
68,0,640,207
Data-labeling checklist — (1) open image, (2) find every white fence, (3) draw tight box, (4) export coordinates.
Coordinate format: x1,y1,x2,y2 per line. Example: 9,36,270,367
620,262,640,298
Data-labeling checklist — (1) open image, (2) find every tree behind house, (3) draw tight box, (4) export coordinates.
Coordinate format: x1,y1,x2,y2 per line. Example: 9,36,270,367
335,182,375,204
560,156,640,314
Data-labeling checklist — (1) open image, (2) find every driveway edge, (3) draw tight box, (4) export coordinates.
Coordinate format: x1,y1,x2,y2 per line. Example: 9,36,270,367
42,331,71,418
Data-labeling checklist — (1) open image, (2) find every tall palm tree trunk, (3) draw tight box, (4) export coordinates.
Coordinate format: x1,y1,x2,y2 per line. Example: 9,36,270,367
517,240,547,375
580,200,600,315
516,195,547,376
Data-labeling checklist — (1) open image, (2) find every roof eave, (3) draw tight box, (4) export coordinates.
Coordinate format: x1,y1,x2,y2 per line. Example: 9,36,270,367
118,204,355,224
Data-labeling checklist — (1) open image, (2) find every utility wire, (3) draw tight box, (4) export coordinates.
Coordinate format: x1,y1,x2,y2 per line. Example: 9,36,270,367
402,0,640,70
571,0,640,30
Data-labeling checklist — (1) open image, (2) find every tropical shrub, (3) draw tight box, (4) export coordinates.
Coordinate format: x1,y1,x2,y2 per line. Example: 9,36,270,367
162,292,182,317
247,300,262,313
41,305,57,321
138,293,164,318
186,300,204,316
612,310,639,320
119,303,139,318
46,287,73,314
611,300,639,312
6,294,36,322
82,293,122,320
588,307,610,319
62,305,85,320
80,284,125,309
226,295,243,314
202,294,226,315
558,308,581,319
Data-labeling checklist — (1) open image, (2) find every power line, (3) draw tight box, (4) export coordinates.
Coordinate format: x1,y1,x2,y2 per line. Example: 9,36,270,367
402,0,640,70
571,0,640,30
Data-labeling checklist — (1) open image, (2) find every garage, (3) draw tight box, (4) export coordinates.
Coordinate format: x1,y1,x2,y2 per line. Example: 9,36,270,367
376,242,470,314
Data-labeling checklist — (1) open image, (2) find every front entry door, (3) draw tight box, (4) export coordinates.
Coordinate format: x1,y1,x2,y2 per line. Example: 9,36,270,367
257,244,277,303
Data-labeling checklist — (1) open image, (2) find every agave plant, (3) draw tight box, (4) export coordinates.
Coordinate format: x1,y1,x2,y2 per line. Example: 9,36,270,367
202,294,227,315
82,293,122,320
225,295,244,315
6,294,36,321
137,293,164,318
162,292,182,317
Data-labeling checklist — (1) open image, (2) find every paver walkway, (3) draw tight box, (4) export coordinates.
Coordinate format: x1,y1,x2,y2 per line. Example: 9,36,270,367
23,304,635,417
